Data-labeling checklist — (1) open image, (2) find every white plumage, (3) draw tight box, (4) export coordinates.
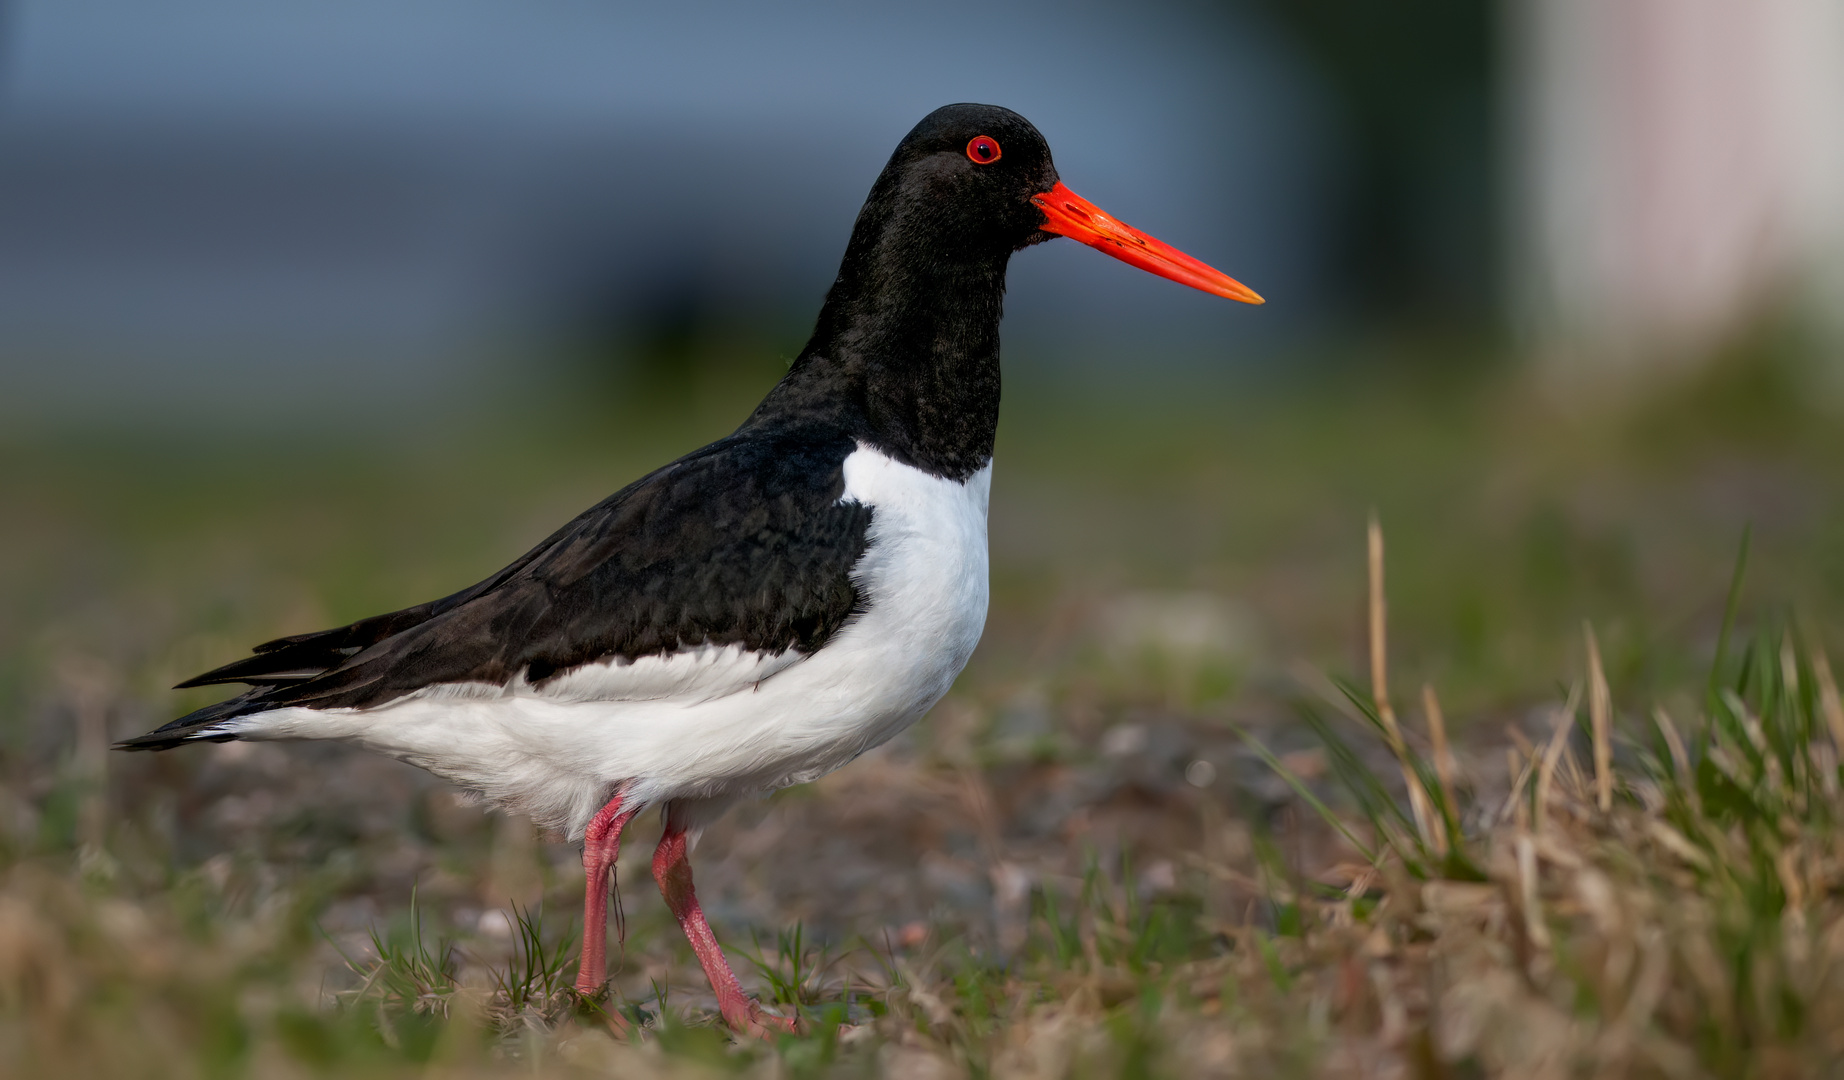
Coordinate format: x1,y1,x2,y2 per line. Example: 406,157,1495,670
207,445,993,838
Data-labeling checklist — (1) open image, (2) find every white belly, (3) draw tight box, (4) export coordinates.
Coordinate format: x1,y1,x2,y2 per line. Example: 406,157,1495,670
225,446,992,836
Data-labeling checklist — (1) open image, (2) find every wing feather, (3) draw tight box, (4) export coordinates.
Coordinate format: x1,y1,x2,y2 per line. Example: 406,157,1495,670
127,425,871,749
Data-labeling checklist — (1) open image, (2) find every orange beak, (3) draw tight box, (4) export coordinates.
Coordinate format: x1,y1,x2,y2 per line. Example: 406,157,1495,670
1032,182,1264,305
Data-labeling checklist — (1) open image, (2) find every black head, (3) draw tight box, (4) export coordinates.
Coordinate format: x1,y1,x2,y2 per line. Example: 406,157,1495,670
841,102,1264,299
752,103,1259,482
855,103,1062,261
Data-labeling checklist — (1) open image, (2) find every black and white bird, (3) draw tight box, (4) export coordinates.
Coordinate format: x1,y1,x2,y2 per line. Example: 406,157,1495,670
120,103,1262,1035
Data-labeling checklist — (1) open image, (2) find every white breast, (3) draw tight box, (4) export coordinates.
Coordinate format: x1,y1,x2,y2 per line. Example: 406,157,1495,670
222,445,992,837
821,445,994,747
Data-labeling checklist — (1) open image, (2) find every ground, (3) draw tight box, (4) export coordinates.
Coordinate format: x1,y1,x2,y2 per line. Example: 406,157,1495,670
5,337,1844,1076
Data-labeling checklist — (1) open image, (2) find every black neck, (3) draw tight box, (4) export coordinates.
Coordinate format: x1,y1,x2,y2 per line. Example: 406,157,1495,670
743,193,1012,482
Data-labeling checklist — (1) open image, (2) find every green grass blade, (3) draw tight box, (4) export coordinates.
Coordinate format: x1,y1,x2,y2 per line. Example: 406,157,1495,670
1710,525,1752,703
1235,724,1378,866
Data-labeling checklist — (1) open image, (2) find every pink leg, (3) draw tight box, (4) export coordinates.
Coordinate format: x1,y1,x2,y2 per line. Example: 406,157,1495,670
652,826,796,1036
574,792,642,994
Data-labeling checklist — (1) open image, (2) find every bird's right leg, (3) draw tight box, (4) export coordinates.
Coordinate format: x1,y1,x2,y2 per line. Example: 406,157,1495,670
574,790,642,994
652,824,797,1037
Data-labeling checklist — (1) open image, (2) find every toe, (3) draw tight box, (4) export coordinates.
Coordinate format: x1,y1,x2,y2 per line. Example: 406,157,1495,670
743,1003,799,1037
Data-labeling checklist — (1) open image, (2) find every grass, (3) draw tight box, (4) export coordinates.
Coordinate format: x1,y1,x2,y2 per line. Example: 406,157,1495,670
6,342,1844,1075
340,887,459,1022
1220,525,1844,1076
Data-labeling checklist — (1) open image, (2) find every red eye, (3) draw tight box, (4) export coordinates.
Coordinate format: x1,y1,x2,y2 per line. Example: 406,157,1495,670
966,136,1001,164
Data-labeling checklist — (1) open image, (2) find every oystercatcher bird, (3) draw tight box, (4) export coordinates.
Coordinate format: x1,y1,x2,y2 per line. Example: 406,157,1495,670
120,103,1261,1035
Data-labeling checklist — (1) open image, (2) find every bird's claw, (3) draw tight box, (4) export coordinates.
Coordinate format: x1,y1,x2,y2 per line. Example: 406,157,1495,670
736,1001,800,1038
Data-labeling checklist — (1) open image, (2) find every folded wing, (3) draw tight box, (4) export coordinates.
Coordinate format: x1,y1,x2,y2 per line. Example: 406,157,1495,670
122,427,872,749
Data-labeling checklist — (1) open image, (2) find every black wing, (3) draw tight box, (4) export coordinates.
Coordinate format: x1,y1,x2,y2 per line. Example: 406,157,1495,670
122,426,872,749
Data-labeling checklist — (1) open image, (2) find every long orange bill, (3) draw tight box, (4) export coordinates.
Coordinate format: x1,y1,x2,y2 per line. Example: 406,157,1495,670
1032,181,1264,304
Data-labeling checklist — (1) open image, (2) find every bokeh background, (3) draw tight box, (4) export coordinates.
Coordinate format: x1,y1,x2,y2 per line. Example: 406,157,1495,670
6,0,1844,1066
6,1,1840,418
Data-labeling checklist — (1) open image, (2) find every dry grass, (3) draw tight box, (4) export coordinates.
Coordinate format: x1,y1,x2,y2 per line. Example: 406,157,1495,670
7,520,1843,1077
6,357,1844,1076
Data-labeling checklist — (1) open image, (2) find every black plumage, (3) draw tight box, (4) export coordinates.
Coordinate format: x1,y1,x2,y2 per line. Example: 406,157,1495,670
125,103,1059,751
124,426,872,748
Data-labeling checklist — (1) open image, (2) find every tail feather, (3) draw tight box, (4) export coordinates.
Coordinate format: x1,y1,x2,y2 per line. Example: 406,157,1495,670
172,553,540,690
174,628,370,688
131,498,562,747
115,692,266,751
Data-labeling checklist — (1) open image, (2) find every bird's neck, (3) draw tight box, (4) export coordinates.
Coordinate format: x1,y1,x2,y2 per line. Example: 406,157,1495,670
748,209,1010,482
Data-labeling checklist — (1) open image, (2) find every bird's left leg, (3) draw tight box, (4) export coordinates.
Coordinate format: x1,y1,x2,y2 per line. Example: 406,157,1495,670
651,825,797,1036
575,791,643,994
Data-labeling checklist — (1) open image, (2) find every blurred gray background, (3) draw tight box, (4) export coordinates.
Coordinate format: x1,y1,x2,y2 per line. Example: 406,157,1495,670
0,0,1494,425
4,0,1837,428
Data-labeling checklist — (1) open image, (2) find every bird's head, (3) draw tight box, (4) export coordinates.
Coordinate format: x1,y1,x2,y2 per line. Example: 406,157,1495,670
868,103,1263,304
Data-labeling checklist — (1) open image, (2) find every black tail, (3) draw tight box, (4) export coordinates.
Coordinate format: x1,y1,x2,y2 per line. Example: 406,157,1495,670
115,692,265,751
125,488,566,751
